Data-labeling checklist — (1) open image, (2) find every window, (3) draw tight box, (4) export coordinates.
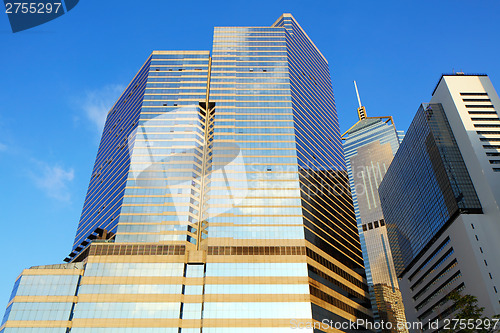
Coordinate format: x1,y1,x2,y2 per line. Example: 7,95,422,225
467,105,495,108
380,219,385,226
471,118,500,121
471,223,475,229
469,111,497,115
463,98,491,102
374,221,379,228
460,92,488,96
493,168,500,172
477,131,500,135
475,124,500,128
489,160,500,164
368,222,373,230
362,225,367,232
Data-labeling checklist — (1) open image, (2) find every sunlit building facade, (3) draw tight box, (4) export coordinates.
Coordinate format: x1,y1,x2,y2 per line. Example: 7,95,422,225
1,14,373,333
342,103,407,333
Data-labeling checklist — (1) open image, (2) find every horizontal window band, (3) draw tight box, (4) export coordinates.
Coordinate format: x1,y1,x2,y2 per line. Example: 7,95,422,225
460,92,488,96
466,104,495,108
462,98,491,102
89,244,186,256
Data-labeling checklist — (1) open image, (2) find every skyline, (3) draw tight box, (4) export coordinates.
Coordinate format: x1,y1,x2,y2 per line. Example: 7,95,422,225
1,0,500,309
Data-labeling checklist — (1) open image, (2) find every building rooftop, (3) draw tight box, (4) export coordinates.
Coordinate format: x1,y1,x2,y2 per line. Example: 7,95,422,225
432,73,488,96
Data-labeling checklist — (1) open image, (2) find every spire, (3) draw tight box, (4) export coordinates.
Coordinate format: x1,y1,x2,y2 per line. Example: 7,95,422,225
354,81,367,120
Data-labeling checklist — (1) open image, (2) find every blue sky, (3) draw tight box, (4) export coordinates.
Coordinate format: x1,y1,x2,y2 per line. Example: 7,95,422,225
0,0,499,306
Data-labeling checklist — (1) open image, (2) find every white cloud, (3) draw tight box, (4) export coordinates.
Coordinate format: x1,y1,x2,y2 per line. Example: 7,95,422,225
30,161,75,202
81,84,124,131
0,143,6,151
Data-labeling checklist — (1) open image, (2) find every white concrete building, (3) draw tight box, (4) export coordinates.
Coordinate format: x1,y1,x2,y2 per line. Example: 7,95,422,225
380,74,500,332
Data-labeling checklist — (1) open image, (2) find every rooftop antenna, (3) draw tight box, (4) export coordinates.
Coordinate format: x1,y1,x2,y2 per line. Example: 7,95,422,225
354,80,367,120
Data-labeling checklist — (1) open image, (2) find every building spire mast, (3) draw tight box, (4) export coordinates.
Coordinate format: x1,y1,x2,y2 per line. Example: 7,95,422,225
354,80,362,108
354,80,367,120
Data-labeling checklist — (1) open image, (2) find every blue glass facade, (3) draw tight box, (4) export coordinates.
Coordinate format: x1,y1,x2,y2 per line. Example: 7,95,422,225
379,103,482,276
116,51,210,245
274,16,364,272
208,25,302,243
73,57,152,251
1,263,83,333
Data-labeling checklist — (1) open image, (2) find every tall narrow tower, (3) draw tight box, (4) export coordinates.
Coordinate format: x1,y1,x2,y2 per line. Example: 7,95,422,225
1,14,373,333
342,82,408,332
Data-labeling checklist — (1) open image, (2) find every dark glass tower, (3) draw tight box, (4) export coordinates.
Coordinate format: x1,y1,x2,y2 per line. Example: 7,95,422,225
1,14,372,333
377,90,496,329
379,103,482,276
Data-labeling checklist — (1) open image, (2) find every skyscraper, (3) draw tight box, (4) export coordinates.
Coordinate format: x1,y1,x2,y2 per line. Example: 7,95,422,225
1,14,373,333
342,83,407,333
379,74,500,331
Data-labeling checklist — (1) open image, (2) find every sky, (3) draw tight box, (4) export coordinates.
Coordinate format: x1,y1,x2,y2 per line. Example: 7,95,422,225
0,0,499,307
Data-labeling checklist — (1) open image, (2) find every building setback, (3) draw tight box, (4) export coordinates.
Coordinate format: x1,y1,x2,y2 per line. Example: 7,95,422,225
379,74,500,332
342,89,408,333
0,14,373,333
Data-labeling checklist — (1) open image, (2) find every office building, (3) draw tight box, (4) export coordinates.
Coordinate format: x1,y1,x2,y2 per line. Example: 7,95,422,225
342,83,407,333
379,74,500,331
1,14,373,333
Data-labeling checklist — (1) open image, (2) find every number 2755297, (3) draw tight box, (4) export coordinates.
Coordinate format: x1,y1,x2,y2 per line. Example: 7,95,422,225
5,2,62,14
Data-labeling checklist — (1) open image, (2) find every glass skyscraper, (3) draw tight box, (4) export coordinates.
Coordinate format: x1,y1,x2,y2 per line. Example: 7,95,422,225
1,14,373,333
379,74,500,330
342,99,407,332
379,103,482,276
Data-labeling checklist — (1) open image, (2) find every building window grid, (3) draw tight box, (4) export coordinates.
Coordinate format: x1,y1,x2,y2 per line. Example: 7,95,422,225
418,283,465,321
409,237,451,282
415,270,462,311
380,103,482,277
410,248,454,291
